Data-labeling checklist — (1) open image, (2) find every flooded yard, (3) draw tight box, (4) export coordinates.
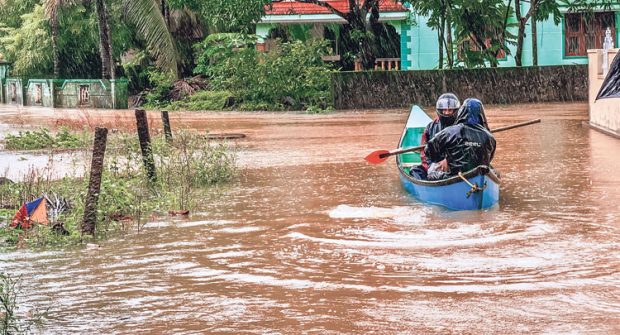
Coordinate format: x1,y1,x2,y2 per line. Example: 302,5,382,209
0,102,619,334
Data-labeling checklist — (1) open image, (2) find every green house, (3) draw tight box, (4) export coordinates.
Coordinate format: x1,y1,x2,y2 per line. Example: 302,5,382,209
258,1,620,70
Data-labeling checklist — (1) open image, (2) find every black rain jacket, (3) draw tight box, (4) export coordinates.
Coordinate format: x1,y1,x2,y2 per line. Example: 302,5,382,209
424,98,496,176
419,114,456,170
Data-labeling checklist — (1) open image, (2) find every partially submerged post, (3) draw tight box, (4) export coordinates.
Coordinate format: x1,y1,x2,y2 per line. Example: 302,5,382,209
135,109,157,182
82,127,108,235
161,110,172,143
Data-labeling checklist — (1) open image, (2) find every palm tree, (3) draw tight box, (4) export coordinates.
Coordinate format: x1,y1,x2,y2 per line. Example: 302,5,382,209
45,0,179,79
94,0,114,79
123,0,179,78
44,0,74,78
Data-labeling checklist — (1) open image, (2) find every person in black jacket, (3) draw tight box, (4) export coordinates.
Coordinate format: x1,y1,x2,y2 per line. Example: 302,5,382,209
410,93,460,180
424,98,495,180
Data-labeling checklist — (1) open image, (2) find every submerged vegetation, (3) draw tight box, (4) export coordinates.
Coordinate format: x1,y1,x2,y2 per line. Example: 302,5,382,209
4,127,88,151
0,128,237,248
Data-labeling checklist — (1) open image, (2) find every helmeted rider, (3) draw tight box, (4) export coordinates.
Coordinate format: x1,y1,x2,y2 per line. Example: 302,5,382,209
424,98,496,180
411,93,460,180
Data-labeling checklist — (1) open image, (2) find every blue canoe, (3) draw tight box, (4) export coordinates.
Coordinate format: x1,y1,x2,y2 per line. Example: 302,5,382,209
396,105,500,210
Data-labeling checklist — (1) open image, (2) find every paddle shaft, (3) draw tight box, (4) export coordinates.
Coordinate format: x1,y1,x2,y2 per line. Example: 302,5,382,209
379,118,541,159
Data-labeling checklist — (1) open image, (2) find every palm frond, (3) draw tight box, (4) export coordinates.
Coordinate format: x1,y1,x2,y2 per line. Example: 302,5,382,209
122,0,179,78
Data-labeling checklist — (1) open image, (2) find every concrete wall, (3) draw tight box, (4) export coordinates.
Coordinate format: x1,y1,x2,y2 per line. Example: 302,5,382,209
25,79,54,107
587,48,620,137
4,78,24,106
54,79,128,109
332,65,588,109
0,76,128,109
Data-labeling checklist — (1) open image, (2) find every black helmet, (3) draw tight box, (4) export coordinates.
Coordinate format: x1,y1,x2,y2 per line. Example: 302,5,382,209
435,93,460,126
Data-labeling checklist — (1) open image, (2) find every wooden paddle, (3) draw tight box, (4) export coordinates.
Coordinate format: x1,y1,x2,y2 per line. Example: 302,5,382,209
364,118,541,164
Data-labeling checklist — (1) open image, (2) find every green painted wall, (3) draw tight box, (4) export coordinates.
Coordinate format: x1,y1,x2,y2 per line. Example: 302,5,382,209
53,79,128,109
25,79,54,107
0,63,9,81
400,22,412,70
4,78,24,106
409,14,440,69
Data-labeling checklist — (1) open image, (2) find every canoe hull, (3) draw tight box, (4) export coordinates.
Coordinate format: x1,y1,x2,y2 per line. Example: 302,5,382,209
398,167,500,210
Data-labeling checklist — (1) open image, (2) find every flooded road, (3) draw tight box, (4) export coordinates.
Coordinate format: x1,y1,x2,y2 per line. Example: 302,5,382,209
1,102,620,334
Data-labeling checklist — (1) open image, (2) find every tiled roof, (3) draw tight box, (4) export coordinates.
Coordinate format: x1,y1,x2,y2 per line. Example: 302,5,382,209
265,0,407,15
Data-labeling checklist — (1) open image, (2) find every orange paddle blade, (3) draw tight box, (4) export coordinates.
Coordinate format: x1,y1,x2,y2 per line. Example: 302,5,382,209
364,150,391,164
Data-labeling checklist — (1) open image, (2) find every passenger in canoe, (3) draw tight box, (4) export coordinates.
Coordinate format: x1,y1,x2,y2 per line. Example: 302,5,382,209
410,93,461,180
423,98,496,181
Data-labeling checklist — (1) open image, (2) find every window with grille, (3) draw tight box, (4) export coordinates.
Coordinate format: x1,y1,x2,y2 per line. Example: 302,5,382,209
565,12,615,57
457,38,506,60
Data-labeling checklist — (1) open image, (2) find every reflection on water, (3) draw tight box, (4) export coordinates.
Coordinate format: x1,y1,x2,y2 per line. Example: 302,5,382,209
0,103,619,334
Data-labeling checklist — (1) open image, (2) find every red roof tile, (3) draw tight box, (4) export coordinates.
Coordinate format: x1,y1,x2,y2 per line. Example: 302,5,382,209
265,1,407,16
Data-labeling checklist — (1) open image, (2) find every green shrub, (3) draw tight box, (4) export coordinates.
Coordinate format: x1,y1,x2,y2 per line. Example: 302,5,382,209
143,69,175,108
4,127,86,150
194,34,333,110
168,90,233,111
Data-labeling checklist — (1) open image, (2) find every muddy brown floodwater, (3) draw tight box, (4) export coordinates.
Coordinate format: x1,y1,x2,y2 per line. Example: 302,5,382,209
0,102,619,334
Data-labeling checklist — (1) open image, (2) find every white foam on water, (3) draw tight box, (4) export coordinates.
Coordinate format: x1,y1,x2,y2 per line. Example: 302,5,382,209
166,261,200,271
328,205,425,220
175,220,236,228
207,250,254,259
109,255,180,267
214,226,264,234
178,268,228,278
415,252,566,273
151,241,204,249
204,271,610,294
142,221,171,228
288,222,556,249
211,272,375,291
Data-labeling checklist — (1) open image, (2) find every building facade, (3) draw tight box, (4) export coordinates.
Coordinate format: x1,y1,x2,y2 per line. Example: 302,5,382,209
258,1,620,70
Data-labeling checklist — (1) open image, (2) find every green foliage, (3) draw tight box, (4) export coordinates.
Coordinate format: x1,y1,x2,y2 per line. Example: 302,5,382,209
143,69,175,107
122,0,179,78
194,34,333,110
4,127,87,150
122,50,151,94
0,5,53,78
167,0,268,33
0,0,39,29
452,0,516,68
167,90,233,111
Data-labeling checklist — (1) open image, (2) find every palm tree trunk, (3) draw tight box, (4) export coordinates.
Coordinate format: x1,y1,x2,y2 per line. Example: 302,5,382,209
51,11,60,78
95,0,114,79
532,18,538,66
438,17,445,69
514,0,524,67
446,14,453,68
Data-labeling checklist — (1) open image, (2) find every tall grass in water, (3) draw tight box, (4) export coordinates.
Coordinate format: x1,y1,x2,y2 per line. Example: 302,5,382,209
0,273,45,334
0,129,237,248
